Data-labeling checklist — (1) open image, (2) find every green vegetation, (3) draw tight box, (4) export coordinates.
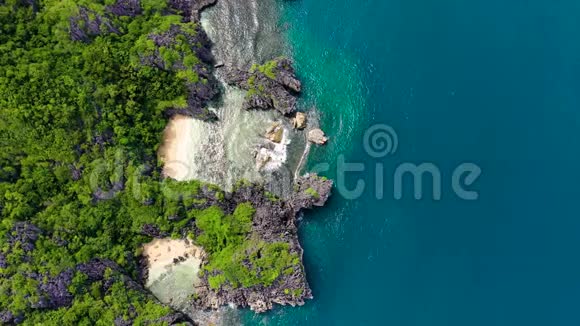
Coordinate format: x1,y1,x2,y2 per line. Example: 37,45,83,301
305,187,320,200
250,60,279,80
283,288,303,297
25,275,173,325
0,0,215,323
265,191,281,202
233,179,252,190
246,73,267,98
195,203,300,290
214,191,225,201
246,59,279,98
205,239,299,290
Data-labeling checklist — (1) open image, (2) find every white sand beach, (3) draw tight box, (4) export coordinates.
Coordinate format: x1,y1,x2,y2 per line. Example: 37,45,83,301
158,115,201,182
157,85,285,190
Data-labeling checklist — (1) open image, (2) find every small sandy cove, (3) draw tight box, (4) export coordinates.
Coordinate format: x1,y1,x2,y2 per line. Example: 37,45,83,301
142,238,205,287
158,115,195,181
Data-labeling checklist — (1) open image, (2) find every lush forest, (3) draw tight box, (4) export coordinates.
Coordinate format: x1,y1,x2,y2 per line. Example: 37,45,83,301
0,0,311,323
0,0,230,324
0,0,211,323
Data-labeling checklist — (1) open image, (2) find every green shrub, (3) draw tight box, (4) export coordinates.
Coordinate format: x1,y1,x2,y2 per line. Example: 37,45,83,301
265,191,280,202
305,187,320,200
251,60,279,80
204,239,299,289
193,202,300,290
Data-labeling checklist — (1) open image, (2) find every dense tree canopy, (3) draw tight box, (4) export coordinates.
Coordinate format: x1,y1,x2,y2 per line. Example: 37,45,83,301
0,0,302,324
0,0,209,323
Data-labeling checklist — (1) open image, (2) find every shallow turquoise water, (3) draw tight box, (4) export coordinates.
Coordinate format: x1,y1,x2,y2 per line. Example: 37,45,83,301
246,0,580,324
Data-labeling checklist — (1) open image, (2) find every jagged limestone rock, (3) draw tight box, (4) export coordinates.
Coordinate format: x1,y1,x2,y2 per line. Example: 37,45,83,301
225,57,301,115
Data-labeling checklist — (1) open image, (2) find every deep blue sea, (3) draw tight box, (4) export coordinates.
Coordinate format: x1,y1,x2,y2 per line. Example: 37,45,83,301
245,0,580,324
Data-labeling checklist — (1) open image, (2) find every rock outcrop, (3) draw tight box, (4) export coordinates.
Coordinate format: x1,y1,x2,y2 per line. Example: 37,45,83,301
168,0,217,21
144,24,220,121
225,57,302,115
106,0,142,17
191,0,218,21
308,128,329,145
191,178,332,313
292,174,334,209
293,112,307,129
69,6,119,42
265,121,284,143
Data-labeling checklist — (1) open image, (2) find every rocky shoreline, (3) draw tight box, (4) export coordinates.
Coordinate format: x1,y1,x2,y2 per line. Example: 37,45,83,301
0,174,332,325
149,1,334,316
0,0,333,324
138,0,332,319
225,57,301,116
189,175,333,313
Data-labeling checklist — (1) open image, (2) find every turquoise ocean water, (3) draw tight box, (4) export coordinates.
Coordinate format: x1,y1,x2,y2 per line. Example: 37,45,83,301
245,0,580,324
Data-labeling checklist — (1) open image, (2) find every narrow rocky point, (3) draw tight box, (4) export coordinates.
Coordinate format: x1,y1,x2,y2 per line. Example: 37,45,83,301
225,57,302,115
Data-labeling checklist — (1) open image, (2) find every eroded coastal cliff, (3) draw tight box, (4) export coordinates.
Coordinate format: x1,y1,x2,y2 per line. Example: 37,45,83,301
0,0,331,324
